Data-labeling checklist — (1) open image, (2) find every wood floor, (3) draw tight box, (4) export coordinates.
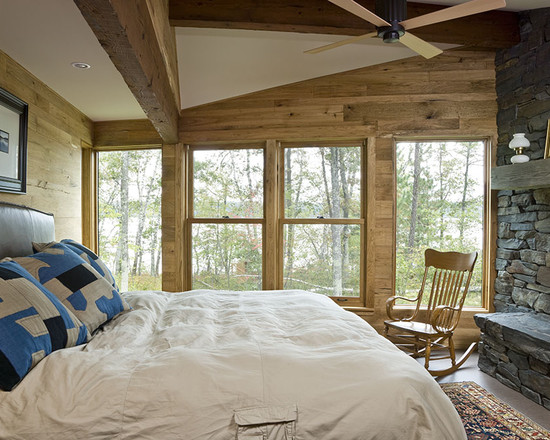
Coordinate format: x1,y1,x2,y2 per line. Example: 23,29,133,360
430,351,550,431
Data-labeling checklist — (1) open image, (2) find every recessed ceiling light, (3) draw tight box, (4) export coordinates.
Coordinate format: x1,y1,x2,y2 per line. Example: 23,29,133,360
71,62,91,69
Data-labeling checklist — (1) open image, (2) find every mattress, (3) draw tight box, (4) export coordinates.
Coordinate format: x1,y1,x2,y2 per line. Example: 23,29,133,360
0,289,466,439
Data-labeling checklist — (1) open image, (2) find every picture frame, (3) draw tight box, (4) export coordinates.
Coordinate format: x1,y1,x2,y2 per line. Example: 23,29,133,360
0,87,28,194
545,119,550,159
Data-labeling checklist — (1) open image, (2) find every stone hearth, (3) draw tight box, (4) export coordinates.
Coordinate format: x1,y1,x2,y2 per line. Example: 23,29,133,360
475,313,550,409
475,7,550,410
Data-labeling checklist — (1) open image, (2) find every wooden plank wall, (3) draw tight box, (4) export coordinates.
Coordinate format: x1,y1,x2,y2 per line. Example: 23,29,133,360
177,49,498,346
0,49,92,240
162,143,187,292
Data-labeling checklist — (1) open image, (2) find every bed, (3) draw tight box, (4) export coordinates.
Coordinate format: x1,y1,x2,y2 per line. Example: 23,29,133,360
0,202,467,440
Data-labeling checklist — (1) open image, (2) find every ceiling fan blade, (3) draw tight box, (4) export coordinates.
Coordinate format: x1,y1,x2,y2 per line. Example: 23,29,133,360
399,33,443,59
329,0,390,27
401,0,506,31
305,32,378,54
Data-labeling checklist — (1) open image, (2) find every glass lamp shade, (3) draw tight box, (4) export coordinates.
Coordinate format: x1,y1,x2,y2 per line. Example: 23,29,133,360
509,133,530,164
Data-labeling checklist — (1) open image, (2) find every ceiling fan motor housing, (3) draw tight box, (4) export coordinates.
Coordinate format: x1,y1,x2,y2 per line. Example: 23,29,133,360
375,0,407,43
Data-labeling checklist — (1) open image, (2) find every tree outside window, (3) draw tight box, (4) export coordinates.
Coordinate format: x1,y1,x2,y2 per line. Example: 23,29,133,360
98,149,162,292
395,140,486,307
282,145,363,300
191,147,264,290
188,142,366,306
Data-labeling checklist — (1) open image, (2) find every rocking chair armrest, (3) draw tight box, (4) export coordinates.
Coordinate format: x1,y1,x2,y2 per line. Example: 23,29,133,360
431,305,460,333
386,295,419,321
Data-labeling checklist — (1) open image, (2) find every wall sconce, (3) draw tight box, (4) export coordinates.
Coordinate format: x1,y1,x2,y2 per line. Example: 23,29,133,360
509,133,530,164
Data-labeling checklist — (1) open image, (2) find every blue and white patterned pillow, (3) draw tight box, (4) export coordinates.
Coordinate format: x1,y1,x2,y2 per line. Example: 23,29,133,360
0,260,88,391
14,242,130,335
34,239,118,291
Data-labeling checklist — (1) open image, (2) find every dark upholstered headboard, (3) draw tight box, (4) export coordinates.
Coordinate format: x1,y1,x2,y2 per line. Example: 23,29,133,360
0,202,55,259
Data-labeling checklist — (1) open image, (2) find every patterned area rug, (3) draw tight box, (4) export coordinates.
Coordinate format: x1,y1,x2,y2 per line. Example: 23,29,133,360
441,381,550,440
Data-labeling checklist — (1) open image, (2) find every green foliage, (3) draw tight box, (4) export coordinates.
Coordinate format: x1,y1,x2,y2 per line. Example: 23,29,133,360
126,274,162,291
283,224,361,297
396,141,485,306
194,149,263,218
283,146,362,296
191,145,363,296
98,149,162,292
191,148,269,291
192,223,263,291
285,147,361,219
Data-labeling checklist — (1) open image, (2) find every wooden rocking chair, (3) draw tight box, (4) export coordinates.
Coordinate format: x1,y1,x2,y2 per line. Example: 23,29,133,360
384,249,478,377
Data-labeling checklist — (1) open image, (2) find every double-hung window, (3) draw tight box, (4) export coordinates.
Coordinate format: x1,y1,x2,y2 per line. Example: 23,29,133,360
188,140,367,306
189,145,264,290
280,142,366,306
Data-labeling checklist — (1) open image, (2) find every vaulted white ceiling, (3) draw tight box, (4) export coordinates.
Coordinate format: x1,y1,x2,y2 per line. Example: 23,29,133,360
176,28,457,109
0,0,546,120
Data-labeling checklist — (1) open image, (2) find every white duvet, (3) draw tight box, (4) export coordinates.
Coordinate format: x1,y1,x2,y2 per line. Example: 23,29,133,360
0,289,466,440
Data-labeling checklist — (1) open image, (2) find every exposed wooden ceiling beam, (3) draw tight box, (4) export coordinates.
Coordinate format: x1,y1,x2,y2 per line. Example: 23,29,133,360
169,0,519,49
75,0,180,144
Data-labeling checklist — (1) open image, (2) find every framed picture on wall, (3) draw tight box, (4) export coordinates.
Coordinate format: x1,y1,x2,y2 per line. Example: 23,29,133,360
0,87,28,194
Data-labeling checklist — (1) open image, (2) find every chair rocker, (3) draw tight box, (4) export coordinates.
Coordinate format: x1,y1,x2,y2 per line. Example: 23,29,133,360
384,249,478,377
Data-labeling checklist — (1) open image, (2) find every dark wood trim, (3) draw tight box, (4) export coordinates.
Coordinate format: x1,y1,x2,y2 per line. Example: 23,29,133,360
75,0,180,144
169,0,519,49
0,87,27,194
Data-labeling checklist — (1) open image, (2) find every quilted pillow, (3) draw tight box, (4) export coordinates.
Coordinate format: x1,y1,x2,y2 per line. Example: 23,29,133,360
34,239,118,291
0,260,88,391
14,242,130,334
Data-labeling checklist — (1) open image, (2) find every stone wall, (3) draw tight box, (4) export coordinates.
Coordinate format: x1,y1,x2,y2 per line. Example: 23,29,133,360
476,7,550,408
493,7,550,316
495,8,550,166
495,188,550,314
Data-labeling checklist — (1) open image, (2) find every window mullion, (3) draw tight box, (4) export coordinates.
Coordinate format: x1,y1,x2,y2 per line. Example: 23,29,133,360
264,140,279,290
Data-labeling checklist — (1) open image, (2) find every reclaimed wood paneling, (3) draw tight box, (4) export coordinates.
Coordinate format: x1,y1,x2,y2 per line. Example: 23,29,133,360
176,49,498,346
94,119,163,149
0,49,92,242
169,0,519,48
162,143,187,292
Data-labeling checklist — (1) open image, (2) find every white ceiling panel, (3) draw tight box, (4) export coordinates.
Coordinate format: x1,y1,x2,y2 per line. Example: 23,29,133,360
0,0,145,121
177,28,456,109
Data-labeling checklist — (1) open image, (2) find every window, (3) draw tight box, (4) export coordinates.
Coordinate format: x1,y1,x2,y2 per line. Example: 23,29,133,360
281,143,364,305
190,146,264,290
395,140,488,307
188,141,367,306
97,149,162,291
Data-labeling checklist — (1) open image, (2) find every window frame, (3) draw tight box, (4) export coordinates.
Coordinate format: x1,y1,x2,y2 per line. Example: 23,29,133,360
393,137,493,311
185,140,370,308
187,143,267,290
93,146,164,291
278,141,367,308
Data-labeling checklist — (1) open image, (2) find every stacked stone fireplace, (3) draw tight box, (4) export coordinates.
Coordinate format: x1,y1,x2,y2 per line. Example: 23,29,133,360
476,187,550,408
475,8,550,409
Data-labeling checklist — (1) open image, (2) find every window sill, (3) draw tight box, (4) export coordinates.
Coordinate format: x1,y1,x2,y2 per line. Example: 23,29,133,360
344,306,374,315
391,305,488,312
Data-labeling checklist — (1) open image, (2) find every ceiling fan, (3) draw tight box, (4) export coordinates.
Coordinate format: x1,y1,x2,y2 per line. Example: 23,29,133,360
306,0,507,59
